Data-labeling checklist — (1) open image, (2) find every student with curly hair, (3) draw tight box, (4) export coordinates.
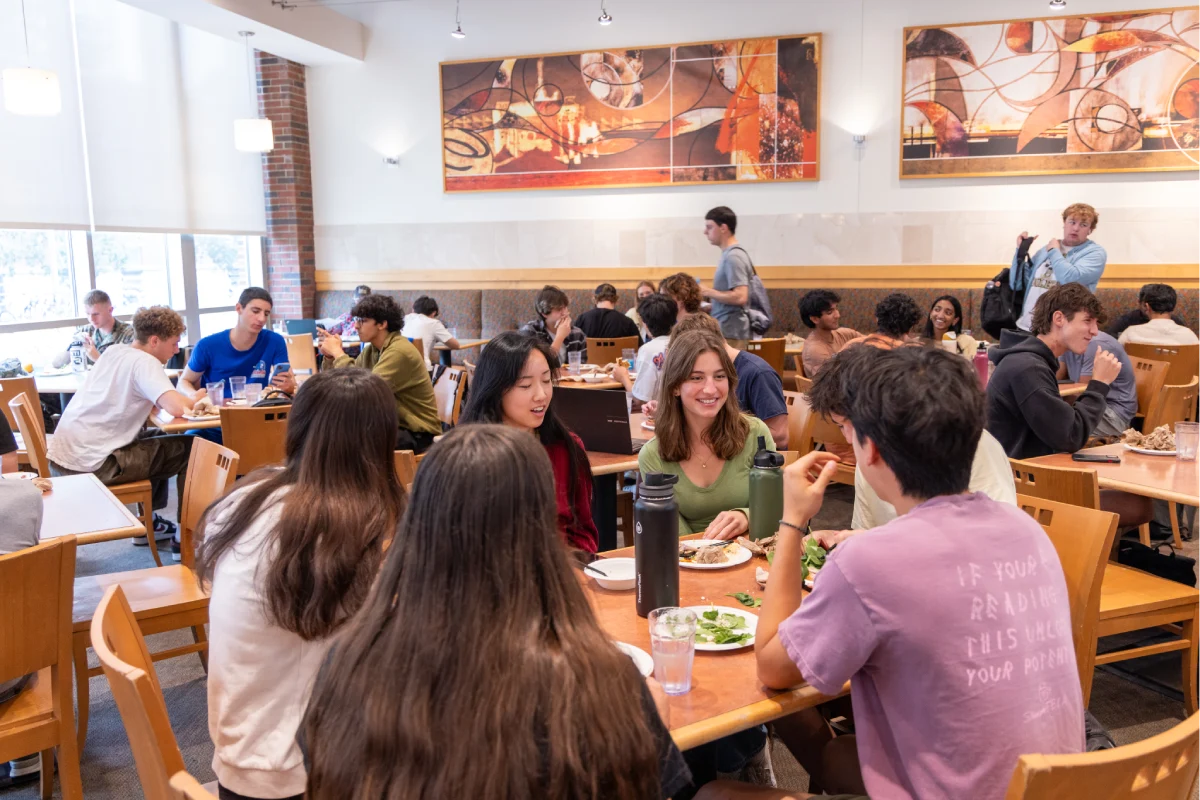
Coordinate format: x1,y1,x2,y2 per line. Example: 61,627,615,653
848,293,922,349
658,272,704,319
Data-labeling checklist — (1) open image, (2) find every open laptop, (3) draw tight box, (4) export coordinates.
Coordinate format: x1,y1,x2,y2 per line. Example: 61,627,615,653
554,386,649,456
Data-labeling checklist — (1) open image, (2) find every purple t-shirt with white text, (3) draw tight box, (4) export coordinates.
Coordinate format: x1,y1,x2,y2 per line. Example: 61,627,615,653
777,493,1083,800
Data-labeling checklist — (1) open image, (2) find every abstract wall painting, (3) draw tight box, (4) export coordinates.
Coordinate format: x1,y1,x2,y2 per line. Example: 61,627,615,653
901,8,1199,177
440,35,820,192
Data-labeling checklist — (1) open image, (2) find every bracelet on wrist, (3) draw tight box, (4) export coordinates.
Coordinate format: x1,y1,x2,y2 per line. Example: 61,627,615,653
778,519,809,535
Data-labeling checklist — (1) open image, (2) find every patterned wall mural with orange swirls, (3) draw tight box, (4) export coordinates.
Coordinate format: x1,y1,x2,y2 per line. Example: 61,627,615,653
901,8,1199,178
440,35,820,192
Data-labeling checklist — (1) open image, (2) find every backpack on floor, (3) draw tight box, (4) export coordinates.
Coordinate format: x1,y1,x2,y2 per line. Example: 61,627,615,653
1117,540,1197,587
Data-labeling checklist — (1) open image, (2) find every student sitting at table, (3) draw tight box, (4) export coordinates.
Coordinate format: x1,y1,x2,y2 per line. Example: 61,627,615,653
749,345,1083,800
519,284,587,364
1117,283,1199,346
459,331,598,553
1058,329,1137,439
48,306,203,545
53,289,135,367
626,279,658,341
401,295,461,370
798,289,861,377
300,424,691,800
846,292,922,350
197,369,405,800
576,282,642,340
325,284,370,336
658,272,703,320
613,292,677,411
178,287,296,400
922,294,978,356
987,283,1121,459
318,294,441,454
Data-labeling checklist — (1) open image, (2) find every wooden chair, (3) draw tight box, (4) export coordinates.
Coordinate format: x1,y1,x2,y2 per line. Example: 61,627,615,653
0,375,41,465
1130,356,1170,421
170,772,219,800
742,338,786,376
788,395,855,486
1122,343,1200,386
1014,494,1119,706
9,394,159,564
432,366,467,427
72,439,239,750
394,450,417,490
794,374,813,393
91,584,186,800
0,537,83,799
1143,377,1200,432
1009,457,1153,546
1003,712,1199,799
587,336,639,367
406,337,424,363
220,404,290,475
283,333,318,379
781,450,799,467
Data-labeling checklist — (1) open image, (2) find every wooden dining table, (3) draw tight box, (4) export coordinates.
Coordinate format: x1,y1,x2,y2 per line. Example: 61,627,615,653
36,474,145,544
1028,443,1199,506
149,406,222,434
35,368,182,395
585,539,843,749
434,337,489,367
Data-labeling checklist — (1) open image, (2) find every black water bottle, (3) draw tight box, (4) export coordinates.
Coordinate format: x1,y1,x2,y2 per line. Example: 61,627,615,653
635,472,680,618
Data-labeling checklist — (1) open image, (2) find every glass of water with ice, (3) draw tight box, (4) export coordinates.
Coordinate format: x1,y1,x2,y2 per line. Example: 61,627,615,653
648,607,698,695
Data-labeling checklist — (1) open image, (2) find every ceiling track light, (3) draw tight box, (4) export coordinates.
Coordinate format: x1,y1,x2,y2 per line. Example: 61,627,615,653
598,1,613,25
451,0,466,38
1048,0,1067,11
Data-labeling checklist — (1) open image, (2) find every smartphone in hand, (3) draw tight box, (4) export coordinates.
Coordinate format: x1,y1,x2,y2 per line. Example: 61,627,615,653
268,362,291,384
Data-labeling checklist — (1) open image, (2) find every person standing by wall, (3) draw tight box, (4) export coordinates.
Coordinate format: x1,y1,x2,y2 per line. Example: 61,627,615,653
699,206,753,348
1011,203,1107,332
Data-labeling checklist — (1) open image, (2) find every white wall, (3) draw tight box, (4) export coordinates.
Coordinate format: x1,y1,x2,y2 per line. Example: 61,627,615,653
306,0,1199,271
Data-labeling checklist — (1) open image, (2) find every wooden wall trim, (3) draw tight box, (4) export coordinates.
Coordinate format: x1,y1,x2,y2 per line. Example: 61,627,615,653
315,264,1199,292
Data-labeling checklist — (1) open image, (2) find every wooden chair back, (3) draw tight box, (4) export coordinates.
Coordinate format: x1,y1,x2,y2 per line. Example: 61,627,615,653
406,337,424,363
219,405,290,475
781,450,799,468
0,376,40,438
587,336,640,367
394,450,417,490
8,395,49,477
0,536,82,798
178,439,239,568
1009,458,1101,509
432,367,467,427
1014,494,1118,706
782,391,811,458
1122,343,1199,386
1130,356,1170,418
794,374,813,393
91,585,184,800
1143,377,1200,432
1003,712,1199,800
283,334,318,377
169,772,218,800
743,338,786,376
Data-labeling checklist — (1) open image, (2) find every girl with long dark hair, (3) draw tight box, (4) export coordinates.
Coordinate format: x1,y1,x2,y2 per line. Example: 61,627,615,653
459,330,599,553
301,424,692,799
922,294,978,355
196,368,406,800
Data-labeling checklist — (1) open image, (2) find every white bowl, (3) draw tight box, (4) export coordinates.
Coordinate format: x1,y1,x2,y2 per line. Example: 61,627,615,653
589,557,636,591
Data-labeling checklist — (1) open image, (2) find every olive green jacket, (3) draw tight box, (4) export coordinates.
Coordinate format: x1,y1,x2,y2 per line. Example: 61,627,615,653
333,332,441,436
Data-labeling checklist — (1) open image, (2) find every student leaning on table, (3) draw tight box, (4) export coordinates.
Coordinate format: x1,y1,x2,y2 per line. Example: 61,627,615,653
319,293,441,454
613,292,678,412
196,369,406,800
746,345,1083,800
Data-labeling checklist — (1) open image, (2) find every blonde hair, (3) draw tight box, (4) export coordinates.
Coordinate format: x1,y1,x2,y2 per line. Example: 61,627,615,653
653,330,749,463
1062,203,1098,230
132,306,185,344
668,312,723,344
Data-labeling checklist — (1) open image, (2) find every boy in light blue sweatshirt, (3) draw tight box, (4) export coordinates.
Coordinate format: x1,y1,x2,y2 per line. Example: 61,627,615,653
1010,202,1107,331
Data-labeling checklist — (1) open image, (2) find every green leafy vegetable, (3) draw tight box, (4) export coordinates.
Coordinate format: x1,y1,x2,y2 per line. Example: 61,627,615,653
726,592,763,608
702,608,718,621
694,611,753,645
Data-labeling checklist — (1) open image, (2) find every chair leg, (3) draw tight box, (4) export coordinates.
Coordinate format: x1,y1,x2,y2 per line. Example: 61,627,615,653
73,635,90,752
192,624,209,673
56,723,84,800
143,498,164,568
39,749,52,799
1169,501,1184,549
1138,523,1151,546
1183,612,1198,717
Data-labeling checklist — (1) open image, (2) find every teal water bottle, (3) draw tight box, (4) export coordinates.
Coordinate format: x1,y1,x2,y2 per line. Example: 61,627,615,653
748,436,784,541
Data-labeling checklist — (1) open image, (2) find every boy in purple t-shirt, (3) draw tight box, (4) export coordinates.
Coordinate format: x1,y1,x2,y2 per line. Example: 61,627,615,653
754,345,1084,800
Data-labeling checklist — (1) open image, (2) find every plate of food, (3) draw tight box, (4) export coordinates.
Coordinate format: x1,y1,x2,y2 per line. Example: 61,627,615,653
686,605,757,651
678,539,751,570
1,472,53,492
640,420,655,431
1121,425,1176,456
614,641,654,677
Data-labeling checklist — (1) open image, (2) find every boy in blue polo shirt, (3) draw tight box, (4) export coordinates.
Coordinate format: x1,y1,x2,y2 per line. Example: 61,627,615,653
179,287,295,398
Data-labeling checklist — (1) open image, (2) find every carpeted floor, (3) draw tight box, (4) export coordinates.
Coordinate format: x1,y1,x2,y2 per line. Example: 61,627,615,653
4,484,1197,799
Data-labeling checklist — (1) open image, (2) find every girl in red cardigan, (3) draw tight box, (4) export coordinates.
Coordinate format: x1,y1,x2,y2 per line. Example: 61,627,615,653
459,331,599,553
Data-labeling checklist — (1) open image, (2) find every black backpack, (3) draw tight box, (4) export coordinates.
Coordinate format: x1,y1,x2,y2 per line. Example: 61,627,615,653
980,266,1026,340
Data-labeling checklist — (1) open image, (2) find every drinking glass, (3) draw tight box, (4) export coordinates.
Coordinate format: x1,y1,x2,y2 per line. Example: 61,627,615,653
622,348,637,369
229,376,247,401
448,327,458,339
206,381,225,408
1176,422,1198,461
568,350,583,375
648,607,697,695
244,383,263,405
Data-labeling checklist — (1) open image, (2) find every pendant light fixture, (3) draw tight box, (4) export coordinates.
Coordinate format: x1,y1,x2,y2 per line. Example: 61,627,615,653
233,31,274,153
451,0,466,38
598,0,613,25
1048,0,1068,11
3,0,62,116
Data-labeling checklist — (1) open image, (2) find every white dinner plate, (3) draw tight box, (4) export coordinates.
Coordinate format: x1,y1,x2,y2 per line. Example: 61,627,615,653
614,641,654,677
1123,444,1176,457
686,605,758,652
679,541,752,570
0,472,37,481
182,413,220,421
641,420,655,431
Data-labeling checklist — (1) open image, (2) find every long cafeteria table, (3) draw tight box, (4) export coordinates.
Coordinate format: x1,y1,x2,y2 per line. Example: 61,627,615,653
35,474,145,544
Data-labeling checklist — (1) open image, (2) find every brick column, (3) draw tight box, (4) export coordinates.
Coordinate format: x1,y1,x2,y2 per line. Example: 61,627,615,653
256,51,315,319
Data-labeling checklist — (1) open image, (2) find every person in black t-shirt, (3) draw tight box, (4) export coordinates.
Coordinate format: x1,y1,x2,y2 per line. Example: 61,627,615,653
575,282,642,340
0,413,17,475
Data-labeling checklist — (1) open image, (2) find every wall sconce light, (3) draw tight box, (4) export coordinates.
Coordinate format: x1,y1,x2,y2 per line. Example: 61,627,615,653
382,156,401,168
853,134,867,147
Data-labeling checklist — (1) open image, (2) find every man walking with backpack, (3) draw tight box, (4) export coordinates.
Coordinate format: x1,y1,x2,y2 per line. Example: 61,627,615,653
700,206,770,347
